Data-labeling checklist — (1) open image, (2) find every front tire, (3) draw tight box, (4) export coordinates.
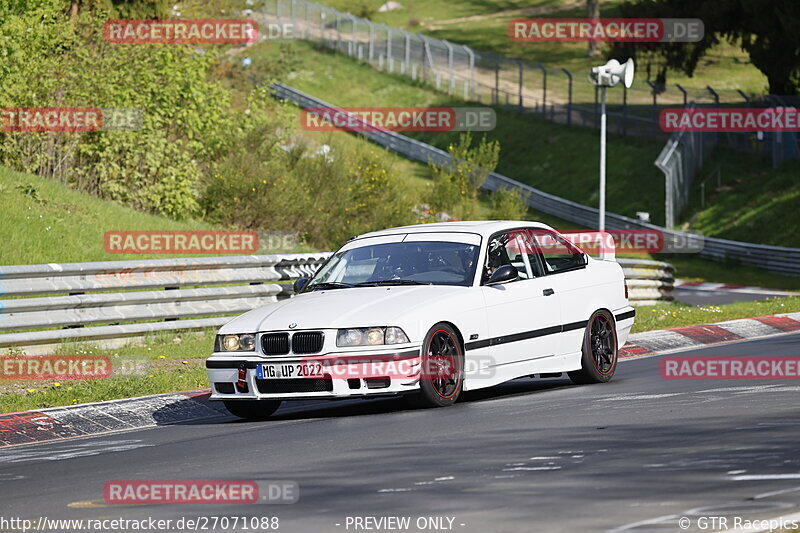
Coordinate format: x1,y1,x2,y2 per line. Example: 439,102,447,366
223,399,282,419
410,323,464,408
568,310,618,384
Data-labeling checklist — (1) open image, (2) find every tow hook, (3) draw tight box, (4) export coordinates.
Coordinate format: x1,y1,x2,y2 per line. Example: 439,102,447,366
236,365,249,393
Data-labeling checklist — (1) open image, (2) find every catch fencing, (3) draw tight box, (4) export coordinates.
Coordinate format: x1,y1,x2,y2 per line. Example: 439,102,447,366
0,255,669,353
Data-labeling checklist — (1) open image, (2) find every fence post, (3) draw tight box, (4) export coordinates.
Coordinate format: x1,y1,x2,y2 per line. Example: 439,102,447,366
494,62,500,105
675,84,687,107
404,32,410,76
622,84,628,135
707,85,719,106
532,64,546,115
444,40,455,95
736,89,750,106
367,20,374,63
466,47,475,100
517,60,524,113
646,81,658,136
386,28,393,72
562,68,572,125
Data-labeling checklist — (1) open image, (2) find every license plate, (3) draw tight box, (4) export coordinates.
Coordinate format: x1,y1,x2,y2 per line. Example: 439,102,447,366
256,362,325,379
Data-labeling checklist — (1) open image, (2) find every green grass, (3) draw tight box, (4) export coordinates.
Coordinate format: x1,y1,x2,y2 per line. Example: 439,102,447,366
313,0,769,97
0,166,226,265
1,294,799,412
0,330,215,414
631,296,800,334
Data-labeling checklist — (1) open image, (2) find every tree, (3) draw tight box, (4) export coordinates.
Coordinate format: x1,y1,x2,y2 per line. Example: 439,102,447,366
612,0,800,95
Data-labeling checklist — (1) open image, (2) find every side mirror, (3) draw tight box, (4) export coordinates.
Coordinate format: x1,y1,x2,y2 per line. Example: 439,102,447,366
293,277,311,294
486,264,519,285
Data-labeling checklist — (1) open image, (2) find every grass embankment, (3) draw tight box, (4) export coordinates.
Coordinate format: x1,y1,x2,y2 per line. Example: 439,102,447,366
1,295,799,413
0,166,220,265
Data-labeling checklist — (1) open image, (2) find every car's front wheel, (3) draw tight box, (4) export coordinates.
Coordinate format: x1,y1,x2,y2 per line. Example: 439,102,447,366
410,323,464,407
223,399,282,419
568,309,618,384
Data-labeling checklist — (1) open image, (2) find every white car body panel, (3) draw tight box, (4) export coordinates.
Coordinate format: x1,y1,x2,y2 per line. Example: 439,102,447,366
206,221,635,401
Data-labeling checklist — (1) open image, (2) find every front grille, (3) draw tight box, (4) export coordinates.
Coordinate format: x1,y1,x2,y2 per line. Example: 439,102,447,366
262,333,290,355
256,378,333,393
291,331,324,354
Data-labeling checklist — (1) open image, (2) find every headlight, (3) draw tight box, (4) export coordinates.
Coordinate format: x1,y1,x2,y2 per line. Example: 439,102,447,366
215,333,256,352
336,327,410,347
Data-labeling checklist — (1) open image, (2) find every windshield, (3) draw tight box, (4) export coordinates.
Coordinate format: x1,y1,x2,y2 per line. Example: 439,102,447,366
306,241,480,290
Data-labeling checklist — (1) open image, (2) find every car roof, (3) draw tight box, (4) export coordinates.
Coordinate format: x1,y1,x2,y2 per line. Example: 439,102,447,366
354,221,554,240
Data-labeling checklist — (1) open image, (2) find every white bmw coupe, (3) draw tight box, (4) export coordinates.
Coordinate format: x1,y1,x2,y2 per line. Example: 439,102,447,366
206,221,635,419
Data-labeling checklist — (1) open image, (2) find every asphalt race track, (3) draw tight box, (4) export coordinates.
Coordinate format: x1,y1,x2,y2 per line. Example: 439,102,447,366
1,334,799,533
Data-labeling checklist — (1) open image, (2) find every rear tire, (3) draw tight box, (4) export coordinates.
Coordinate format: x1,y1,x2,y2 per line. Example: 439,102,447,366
408,323,464,408
568,310,618,385
223,399,282,419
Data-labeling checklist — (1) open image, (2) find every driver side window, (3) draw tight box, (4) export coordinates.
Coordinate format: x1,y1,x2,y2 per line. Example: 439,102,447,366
484,231,534,282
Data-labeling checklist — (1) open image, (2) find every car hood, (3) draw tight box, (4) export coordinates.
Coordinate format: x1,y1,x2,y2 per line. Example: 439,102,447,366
219,285,468,333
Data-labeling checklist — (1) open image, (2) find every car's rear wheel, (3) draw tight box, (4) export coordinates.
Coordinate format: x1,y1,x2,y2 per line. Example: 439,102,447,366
223,399,282,419
568,310,618,384
410,323,464,408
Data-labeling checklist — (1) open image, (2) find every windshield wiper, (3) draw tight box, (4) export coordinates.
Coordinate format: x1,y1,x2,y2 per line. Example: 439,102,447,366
355,279,431,287
308,281,356,291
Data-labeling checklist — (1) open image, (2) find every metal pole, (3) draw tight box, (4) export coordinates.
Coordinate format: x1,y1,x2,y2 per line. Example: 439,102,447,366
368,21,374,62
599,85,607,231
404,33,410,75
562,68,572,125
517,60,524,113
444,40,454,94
676,84,687,106
707,85,719,106
466,47,475,100
494,62,500,105
736,89,750,106
534,64,547,113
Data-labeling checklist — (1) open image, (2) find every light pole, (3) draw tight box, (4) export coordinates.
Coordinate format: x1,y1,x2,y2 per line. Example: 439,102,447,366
589,58,634,231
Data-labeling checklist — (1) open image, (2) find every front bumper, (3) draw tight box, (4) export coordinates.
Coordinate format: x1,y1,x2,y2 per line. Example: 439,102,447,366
206,346,423,401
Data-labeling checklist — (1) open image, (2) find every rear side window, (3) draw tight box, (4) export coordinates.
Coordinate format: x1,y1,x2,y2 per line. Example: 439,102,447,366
531,229,587,274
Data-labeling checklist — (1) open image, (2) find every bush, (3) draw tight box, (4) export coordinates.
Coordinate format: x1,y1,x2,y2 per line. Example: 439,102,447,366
428,133,500,220
489,187,531,221
201,91,415,249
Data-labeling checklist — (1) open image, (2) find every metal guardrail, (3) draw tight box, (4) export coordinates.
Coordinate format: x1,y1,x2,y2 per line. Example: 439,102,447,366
0,254,668,353
272,82,800,277
0,254,331,352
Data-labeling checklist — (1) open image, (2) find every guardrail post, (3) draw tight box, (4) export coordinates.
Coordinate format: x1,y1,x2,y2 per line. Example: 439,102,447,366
386,28,393,72
367,20,374,63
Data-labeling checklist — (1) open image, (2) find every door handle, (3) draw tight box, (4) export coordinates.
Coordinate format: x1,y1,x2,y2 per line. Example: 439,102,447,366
543,288,555,296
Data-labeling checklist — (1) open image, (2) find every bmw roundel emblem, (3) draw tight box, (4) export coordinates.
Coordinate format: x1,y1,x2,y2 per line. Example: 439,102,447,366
288,323,297,329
